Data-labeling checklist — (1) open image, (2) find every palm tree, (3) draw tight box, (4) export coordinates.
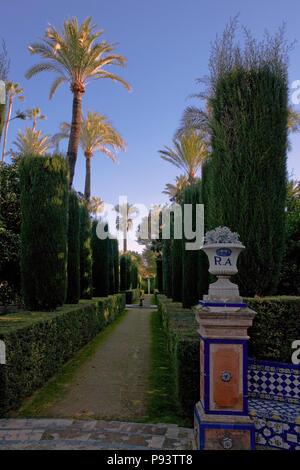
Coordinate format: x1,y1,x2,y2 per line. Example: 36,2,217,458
8,127,53,160
26,107,46,131
53,110,126,201
89,196,105,219
25,17,131,188
2,81,25,162
159,130,209,183
162,175,189,203
114,202,139,252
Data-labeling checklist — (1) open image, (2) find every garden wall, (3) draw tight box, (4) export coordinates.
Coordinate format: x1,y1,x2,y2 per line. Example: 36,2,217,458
0,293,126,417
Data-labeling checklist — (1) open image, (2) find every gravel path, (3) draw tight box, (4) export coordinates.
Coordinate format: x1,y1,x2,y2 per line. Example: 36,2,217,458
44,296,153,422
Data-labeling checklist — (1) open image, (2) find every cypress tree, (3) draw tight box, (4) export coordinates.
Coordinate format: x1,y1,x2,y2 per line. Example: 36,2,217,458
79,202,93,299
182,182,201,308
162,239,172,297
19,155,68,310
91,221,109,297
66,190,80,303
108,239,115,295
131,262,139,289
209,67,288,296
172,238,182,301
112,238,120,293
120,253,131,291
156,257,163,292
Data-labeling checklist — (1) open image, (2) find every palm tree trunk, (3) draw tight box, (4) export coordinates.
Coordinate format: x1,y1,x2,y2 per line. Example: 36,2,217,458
2,96,12,162
84,151,92,202
123,234,127,253
67,87,83,188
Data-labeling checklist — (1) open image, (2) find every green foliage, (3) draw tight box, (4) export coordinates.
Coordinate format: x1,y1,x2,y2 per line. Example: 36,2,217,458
147,309,188,426
207,67,288,297
0,293,126,417
19,155,68,310
79,201,92,299
155,294,300,422
130,262,139,289
246,297,300,362
155,258,163,292
120,253,131,291
181,182,202,307
112,238,119,293
156,294,199,424
91,221,109,297
162,239,172,297
171,239,182,302
277,181,300,295
0,163,21,300
66,191,80,304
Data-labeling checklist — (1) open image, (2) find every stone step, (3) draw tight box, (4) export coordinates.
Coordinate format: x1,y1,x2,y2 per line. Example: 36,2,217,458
0,419,195,451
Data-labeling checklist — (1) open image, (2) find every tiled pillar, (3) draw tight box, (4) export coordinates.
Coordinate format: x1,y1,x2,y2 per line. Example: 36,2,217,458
193,306,256,450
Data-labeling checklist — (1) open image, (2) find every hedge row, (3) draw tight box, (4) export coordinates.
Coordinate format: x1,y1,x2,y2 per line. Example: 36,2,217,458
123,288,140,304
0,293,126,417
156,294,300,423
156,294,199,423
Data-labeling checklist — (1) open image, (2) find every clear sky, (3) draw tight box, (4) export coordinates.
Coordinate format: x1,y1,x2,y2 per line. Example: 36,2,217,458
1,0,300,251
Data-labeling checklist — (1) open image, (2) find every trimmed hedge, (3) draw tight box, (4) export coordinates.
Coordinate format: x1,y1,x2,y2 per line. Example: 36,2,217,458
79,202,93,299
19,155,69,310
156,294,199,423
156,294,300,423
66,191,80,304
0,293,126,417
124,288,140,304
246,297,300,363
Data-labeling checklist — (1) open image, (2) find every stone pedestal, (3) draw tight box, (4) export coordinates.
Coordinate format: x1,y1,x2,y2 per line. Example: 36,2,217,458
192,305,256,450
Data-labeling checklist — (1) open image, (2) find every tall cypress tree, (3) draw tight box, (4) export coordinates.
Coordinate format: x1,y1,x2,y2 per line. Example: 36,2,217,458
182,182,201,308
172,238,182,301
156,257,163,292
112,238,120,293
209,67,288,296
19,155,68,310
79,202,93,299
91,221,109,297
162,239,172,297
66,190,80,303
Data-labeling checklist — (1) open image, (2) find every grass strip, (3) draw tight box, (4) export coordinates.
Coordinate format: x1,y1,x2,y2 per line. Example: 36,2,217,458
13,310,129,418
145,309,189,427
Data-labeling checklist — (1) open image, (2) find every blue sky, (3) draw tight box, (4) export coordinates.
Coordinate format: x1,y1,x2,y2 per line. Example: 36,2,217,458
1,0,300,250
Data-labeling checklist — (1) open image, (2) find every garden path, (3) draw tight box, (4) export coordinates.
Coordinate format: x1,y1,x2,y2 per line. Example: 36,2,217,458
43,295,153,422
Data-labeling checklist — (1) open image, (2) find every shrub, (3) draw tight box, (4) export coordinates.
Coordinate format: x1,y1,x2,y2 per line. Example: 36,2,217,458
112,238,119,293
156,257,163,292
79,202,92,299
120,253,131,291
66,191,80,303
162,239,172,297
0,293,126,417
172,239,182,302
91,221,109,297
207,46,288,297
0,163,21,299
246,296,300,363
19,155,68,310
181,182,202,308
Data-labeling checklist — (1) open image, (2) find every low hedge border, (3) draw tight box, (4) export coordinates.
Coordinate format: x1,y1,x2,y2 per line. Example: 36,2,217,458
0,293,126,417
122,289,140,304
156,294,300,423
